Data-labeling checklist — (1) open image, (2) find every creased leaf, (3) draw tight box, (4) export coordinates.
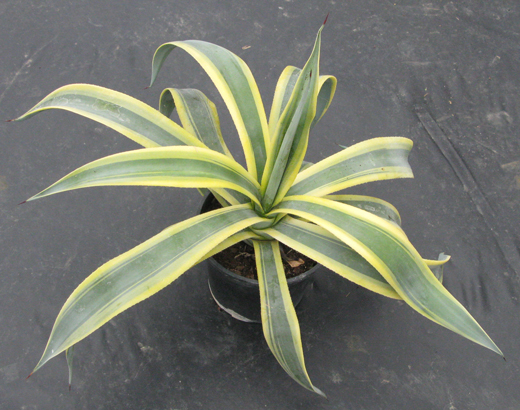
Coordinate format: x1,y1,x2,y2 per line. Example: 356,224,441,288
288,137,414,197
25,146,262,208
159,88,232,157
151,40,269,180
261,24,324,209
270,196,502,356
32,205,266,374
254,240,325,397
14,84,203,148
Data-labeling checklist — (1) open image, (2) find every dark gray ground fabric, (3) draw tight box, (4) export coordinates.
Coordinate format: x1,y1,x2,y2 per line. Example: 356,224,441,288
1,1,519,409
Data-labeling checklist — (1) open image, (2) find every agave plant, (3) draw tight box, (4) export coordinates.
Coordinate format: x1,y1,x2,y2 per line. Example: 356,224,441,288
13,20,501,396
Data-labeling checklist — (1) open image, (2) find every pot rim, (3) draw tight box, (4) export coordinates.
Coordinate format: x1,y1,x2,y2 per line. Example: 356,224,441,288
206,253,320,286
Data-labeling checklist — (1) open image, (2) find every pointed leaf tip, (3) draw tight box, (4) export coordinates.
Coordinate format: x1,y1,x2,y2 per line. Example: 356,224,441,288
323,13,329,25
26,372,33,381
315,386,327,399
5,119,14,122
18,200,27,206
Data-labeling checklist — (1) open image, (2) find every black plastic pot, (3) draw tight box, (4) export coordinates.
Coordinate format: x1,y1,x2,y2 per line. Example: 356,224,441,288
200,193,320,323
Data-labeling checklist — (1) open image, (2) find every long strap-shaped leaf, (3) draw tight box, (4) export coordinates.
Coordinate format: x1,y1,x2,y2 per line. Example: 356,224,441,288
150,40,269,180
13,84,204,148
265,217,400,299
270,196,502,355
253,240,325,397
158,88,250,204
262,73,315,210
261,25,323,209
265,216,449,300
324,195,450,279
287,137,414,197
24,146,262,208
268,66,336,136
268,66,301,137
159,88,232,157
269,192,403,233
31,204,266,374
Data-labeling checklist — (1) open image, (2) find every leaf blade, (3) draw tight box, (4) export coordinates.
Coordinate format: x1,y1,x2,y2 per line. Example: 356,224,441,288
270,196,502,355
254,240,325,397
269,68,337,136
266,215,445,298
268,66,302,137
26,146,262,207
151,40,269,180
14,84,203,148
261,25,324,208
265,216,401,299
33,204,266,373
325,194,402,226
159,88,232,157
288,137,414,197
311,75,337,129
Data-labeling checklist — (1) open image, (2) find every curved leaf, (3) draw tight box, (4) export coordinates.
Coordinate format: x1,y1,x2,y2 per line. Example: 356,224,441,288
311,75,337,129
25,146,262,208
254,240,325,397
14,84,203,148
158,88,243,203
267,217,449,299
32,204,266,374
159,88,232,157
270,196,502,355
150,40,269,180
266,216,401,299
287,137,414,197
427,253,451,282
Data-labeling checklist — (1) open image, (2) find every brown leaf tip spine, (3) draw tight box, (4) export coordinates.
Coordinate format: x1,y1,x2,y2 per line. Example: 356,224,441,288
323,13,330,25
